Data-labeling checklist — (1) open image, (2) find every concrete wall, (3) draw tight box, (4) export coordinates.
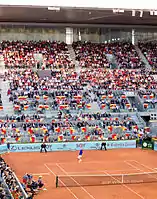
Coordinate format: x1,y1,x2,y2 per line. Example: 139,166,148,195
73,28,132,43
0,27,66,41
73,28,101,43
0,26,156,43
73,27,157,43
100,28,132,43
135,29,157,42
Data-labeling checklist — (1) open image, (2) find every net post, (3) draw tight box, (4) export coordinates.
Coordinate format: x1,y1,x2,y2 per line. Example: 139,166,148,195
122,174,124,184
56,176,58,188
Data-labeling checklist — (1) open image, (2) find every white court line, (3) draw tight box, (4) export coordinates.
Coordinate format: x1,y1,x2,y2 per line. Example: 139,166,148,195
103,170,145,199
124,161,142,172
132,160,157,173
32,173,50,176
67,168,138,175
46,160,132,166
44,164,79,199
124,160,157,182
56,163,96,199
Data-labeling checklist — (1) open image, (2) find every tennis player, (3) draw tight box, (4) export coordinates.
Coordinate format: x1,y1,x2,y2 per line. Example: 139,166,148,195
78,149,83,163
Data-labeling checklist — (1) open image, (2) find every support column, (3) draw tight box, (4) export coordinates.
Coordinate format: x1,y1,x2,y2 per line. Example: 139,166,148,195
132,29,135,45
78,29,81,41
66,27,73,45
108,28,111,43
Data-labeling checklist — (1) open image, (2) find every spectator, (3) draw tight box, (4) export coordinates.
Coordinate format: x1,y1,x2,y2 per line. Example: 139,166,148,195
37,176,44,189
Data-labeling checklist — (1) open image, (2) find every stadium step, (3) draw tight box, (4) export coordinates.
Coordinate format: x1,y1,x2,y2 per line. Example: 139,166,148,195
131,114,146,128
134,45,152,70
67,45,81,74
149,125,157,137
127,96,144,112
0,55,6,76
106,54,118,69
129,94,145,112
153,75,157,82
0,80,14,115
90,102,100,112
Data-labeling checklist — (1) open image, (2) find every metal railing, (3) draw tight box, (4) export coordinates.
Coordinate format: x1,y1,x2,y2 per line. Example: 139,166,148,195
0,177,14,199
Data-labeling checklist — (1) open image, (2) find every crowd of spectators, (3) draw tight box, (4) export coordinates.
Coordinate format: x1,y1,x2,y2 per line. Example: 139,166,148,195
0,156,45,198
73,41,145,69
138,90,157,110
94,90,137,112
42,41,74,69
0,181,8,199
1,67,156,140
22,173,45,198
0,39,156,199
80,69,157,90
2,41,36,68
0,41,156,144
138,42,157,69
5,68,157,116
6,69,89,114
73,41,110,68
0,156,25,199
2,40,74,69
0,112,147,144
106,42,145,69
1,40,155,71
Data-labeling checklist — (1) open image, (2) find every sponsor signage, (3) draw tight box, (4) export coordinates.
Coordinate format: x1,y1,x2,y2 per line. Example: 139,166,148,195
0,144,8,154
5,140,136,153
154,141,157,151
142,141,153,150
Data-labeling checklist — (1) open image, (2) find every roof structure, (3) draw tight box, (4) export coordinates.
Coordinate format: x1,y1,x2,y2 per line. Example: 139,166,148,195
0,6,157,26
1,0,157,10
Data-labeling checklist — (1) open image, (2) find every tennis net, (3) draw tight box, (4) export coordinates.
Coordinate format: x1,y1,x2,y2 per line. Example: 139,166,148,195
56,172,157,187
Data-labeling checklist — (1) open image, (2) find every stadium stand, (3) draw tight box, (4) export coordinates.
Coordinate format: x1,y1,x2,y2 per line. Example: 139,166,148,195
79,69,157,90
2,41,74,69
106,42,145,69
0,4,156,198
72,41,110,68
73,41,146,69
0,114,144,143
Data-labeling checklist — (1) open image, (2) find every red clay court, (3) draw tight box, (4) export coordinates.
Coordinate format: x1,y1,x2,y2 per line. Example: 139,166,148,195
3,148,157,199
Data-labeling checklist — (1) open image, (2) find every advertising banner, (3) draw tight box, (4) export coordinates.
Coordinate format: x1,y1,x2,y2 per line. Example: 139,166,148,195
142,141,153,150
0,144,8,154
154,141,157,151
9,140,136,153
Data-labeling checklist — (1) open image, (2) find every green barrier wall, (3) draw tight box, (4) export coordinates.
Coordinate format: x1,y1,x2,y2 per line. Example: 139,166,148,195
142,140,154,150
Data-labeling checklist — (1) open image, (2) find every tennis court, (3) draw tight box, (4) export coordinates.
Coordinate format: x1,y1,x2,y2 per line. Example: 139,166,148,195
3,148,157,199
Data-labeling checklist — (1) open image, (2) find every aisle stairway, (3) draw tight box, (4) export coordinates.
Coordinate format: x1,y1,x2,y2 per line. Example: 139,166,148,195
0,54,5,76
89,92,100,112
0,79,14,116
67,45,81,74
0,56,14,116
149,125,157,137
106,54,118,69
134,45,152,70
131,114,146,129
128,96,144,112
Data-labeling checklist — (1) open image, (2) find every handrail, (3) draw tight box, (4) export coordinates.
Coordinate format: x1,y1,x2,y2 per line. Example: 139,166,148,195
1,177,14,199
12,172,28,199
